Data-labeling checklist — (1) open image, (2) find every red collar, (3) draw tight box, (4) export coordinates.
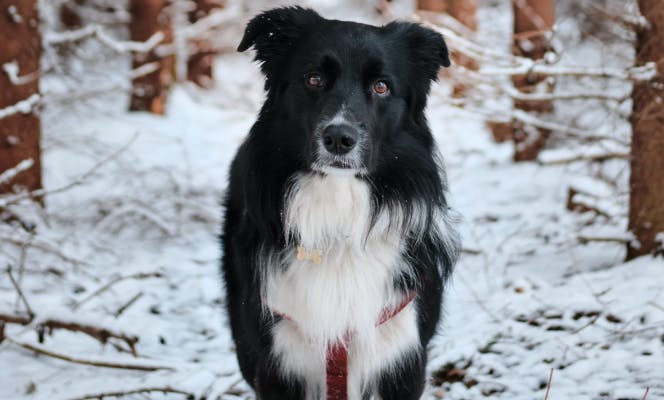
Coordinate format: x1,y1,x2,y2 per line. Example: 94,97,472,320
272,292,417,400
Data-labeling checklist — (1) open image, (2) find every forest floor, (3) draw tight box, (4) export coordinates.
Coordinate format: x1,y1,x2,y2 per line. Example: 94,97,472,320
1,1,663,399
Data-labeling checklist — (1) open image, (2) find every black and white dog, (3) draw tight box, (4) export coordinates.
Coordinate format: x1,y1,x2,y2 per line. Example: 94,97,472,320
221,7,460,400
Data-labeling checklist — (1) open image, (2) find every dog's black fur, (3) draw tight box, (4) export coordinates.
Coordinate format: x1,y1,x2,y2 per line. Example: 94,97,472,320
222,7,459,399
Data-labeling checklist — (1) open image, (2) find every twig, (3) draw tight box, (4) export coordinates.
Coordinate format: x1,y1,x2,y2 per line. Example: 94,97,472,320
5,336,173,371
544,368,554,400
415,14,658,82
0,132,140,207
0,313,139,355
0,232,87,265
0,93,40,119
0,159,34,186
642,387,650,400
461,247,483,255
647,302,664,313
68,386,194,400
73,271,162,310
539,152,629,165
578,236,631,245
2,61,39,85
114,292,144,318
6,266,34,318
36,320,139,356
0,313,31,325
45,24,164,53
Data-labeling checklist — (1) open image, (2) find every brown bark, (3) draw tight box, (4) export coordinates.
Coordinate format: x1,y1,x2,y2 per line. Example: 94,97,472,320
417,0,445,13
510,0,554,161
187,0,224,88
417,0,478,97
627,0,664,259
129,0,174,114
0,0,42,195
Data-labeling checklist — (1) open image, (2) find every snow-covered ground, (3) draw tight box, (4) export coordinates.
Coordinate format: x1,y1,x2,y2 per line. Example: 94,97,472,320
1,1,663,399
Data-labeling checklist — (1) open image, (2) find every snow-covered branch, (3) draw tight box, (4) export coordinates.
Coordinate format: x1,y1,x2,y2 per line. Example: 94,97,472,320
45,24,164,53
4,337,174,371
0,159,35,186
2,61,39,85
415,14,658,82
0,94,40,119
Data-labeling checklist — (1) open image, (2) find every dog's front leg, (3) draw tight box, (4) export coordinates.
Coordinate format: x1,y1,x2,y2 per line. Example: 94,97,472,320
375,349,427,400
255,356,307,400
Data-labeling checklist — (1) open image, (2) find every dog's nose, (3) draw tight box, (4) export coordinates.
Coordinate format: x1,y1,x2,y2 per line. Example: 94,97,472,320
322,125,358,155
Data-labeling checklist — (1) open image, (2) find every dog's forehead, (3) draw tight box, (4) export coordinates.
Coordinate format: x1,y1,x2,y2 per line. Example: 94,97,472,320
302,20,387,58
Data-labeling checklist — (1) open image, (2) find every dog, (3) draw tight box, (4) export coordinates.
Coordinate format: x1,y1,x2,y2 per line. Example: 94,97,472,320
221,7,460,400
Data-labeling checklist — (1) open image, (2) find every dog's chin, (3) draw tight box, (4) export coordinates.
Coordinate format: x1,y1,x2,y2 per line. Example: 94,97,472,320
311,162,367,177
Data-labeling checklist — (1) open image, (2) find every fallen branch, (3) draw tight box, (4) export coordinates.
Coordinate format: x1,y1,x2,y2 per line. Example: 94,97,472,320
578,235,631,245
73,271,162,310
0,313,31,325
543,368,554,400
68,386,194,400
0,313,139,355
37,320,139,356
114,292,144,318
5,336,173,371
539,152,629,166
6,266,34,318
642,387,650,400
0,232,87,265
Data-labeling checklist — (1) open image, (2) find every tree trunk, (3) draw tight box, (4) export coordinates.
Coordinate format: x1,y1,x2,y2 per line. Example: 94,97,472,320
187,0,223,88
417,0,477,97
627,0,664,259
417,0,445,13
0,0,42,195
129,0,174,114
510,0,555,161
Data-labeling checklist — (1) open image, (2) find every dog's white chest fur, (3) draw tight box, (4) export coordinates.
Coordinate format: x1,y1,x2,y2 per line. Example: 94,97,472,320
264,173,420,399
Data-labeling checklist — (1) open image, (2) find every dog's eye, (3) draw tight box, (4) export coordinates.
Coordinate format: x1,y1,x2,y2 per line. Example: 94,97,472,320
372,80,389,95
305,73,324,88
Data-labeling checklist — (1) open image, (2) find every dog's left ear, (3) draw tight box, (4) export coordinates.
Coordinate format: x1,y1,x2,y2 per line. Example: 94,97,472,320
238,7,322,87
384,22,451,81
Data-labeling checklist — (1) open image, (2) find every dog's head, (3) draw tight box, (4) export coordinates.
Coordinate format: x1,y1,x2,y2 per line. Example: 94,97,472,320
238,7,450,176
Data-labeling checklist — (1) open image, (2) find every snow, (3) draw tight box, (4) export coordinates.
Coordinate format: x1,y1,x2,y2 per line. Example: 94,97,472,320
1,1,663,399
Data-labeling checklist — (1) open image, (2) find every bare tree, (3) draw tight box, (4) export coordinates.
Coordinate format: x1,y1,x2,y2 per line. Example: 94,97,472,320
510,0,555,161
0,0,42,195
627,0,664,259
187,0,223,88
128,0,174,114
417,0,478,95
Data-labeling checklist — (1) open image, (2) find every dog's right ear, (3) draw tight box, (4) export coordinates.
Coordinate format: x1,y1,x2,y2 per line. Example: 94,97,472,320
238,7,322,83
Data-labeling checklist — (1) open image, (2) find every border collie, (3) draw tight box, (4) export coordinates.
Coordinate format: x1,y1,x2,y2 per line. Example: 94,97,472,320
221,7,460,400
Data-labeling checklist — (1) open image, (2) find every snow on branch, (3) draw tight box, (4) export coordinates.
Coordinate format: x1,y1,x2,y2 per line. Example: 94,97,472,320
0,231,87,265
0,94,40,119
45,24,164,53
3,336,174,372
0,159,34,186
0,312,140,356
456,68,632,102
414,14,658,82
181,4,243,40
2,61,39,85
478,62,657,82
